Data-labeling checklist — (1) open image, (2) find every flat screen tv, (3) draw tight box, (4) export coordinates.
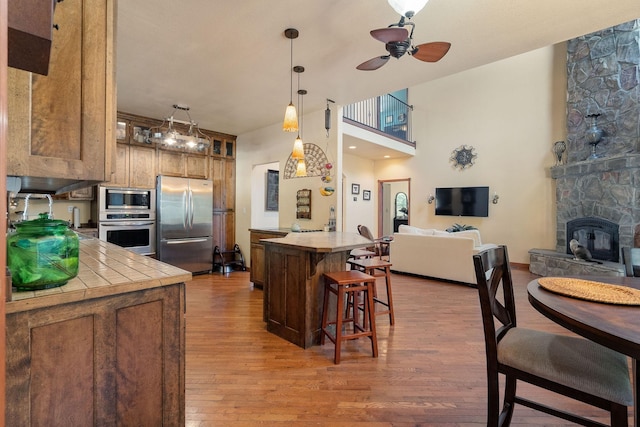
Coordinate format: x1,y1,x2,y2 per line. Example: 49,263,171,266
435,186,489,217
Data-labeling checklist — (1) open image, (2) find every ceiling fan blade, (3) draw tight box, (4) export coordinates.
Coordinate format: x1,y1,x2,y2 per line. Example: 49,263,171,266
357,56,390,71
371,28,408,43
412,42,451,62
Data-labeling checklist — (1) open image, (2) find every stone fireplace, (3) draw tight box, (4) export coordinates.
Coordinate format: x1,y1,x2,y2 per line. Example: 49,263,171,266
529,19,640,276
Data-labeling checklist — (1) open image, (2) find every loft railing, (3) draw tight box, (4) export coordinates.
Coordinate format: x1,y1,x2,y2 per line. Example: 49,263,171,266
343,93,414,144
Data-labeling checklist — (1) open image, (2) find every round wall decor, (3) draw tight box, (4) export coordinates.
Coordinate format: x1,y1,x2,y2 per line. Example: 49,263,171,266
450,145,477,170
283,143,329,179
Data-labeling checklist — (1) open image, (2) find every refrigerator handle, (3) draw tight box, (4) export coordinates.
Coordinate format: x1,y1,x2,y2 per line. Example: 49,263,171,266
189,189,195,229
182,189,188,230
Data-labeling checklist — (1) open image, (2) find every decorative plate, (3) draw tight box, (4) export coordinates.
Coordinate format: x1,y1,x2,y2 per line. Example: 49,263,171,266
450,145,477,170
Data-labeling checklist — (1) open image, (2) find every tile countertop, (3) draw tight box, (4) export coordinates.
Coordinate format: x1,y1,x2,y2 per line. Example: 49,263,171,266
7,238,192,314
260,231,373,253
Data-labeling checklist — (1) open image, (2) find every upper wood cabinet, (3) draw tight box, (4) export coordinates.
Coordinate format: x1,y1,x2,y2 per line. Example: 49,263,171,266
212,137,235,159
8,0,56,75
7,0,115,191
111,143,156,189
158,150,209,180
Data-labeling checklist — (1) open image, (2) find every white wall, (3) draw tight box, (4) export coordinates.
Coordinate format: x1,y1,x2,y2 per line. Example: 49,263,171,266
250,162,279,229
342,152,375,235
374,44,566,263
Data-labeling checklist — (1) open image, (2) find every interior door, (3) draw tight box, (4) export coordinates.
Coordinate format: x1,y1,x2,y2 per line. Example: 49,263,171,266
378,178,410,237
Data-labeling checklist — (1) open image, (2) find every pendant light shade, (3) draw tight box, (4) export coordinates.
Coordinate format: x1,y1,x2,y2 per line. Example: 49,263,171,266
283,29,299,132
283,102,298,132
292,136,304,160
291,68,306,163
387,0,429,18
295,159,307,177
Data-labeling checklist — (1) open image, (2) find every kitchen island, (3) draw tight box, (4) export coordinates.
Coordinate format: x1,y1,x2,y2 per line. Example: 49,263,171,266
6,238,191,426
262,232,372,348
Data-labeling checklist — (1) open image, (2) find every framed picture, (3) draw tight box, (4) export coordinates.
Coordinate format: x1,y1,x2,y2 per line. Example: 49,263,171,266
363,190,371,201
351,183,360,195
265,169,279,211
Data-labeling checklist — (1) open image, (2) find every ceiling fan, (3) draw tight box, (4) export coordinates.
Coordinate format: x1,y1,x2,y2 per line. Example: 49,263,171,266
356,16,451,71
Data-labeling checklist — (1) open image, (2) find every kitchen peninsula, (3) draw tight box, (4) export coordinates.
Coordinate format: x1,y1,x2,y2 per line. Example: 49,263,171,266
262,231,373,348
6,238,191,426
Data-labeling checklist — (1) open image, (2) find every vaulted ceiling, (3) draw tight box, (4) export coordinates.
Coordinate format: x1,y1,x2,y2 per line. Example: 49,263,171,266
116,0,640,137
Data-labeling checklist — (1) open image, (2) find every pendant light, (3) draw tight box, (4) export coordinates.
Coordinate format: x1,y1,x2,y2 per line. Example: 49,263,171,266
295,87,307,177
283,29,299,132
148,104,211,150
291,66,305,160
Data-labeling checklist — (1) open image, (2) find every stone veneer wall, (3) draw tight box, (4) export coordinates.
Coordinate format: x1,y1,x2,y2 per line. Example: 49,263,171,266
555,19,640,255
565,20,640,162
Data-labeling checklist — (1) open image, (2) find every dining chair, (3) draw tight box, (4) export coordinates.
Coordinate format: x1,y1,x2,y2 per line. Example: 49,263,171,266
621,246,640,277
473,245,632,427
357,225,391,259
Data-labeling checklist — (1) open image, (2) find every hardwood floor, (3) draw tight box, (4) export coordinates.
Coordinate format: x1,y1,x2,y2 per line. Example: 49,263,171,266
185,268,633,426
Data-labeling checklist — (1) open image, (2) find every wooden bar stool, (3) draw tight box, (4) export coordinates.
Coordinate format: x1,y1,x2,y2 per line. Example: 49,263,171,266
321,270,378,364
347,258,395,326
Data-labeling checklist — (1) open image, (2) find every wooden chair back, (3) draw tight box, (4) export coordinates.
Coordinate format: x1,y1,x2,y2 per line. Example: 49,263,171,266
473,245,516,368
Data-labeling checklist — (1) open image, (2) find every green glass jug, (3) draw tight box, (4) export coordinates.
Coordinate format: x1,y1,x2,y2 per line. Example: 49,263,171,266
7,210,79,291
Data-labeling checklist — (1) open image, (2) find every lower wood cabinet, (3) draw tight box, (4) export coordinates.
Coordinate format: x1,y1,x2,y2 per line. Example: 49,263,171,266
249,229,288,290
213,211,235,252
264,244,349,348
6,283,185,426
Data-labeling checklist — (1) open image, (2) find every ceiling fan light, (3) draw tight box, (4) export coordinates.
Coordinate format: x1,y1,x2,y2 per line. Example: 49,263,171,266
283,103,298,132
295,159,307,177
292,136,304,160
387,0,429,18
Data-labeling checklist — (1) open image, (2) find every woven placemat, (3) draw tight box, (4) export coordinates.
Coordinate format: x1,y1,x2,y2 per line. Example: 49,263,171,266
538,277,640,305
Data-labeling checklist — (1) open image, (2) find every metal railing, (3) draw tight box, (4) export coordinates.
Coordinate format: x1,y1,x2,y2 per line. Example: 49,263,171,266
343,93,414,144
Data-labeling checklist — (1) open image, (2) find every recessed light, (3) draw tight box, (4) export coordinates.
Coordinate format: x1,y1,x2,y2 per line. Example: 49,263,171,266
348,145,357,149
384,155,390,158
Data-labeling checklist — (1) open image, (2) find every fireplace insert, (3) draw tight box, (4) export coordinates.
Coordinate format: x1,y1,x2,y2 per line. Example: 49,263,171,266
566,217,619,262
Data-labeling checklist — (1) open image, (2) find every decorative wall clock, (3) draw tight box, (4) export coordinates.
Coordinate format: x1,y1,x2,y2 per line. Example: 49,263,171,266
450,145,477,170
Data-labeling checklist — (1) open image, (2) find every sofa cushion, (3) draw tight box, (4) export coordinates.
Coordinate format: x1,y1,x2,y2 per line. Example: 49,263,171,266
454,229,482,246
397,225,434,235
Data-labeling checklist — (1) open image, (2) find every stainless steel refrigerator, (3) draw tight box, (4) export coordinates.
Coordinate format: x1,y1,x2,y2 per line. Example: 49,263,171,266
156,175,213,273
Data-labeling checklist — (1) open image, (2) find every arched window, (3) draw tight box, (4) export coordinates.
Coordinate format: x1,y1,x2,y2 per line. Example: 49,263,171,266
395,192,408,218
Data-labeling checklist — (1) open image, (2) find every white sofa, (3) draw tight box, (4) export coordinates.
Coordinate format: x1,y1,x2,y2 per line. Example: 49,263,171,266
389,225,498,285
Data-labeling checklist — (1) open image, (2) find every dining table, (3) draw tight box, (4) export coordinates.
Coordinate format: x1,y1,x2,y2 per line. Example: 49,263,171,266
527,276,640,426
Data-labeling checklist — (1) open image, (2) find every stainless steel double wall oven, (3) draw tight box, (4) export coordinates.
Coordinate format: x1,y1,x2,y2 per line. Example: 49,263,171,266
98,186,156,255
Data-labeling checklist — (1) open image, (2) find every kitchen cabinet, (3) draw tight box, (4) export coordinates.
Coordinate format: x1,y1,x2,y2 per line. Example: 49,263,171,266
5,240,187,426
8,0,56,75
7,0,115,192
158,150,209,179
262,233,371,348
212,137,235,159
213,211,235,252
249,229,288,291
110,143,156,189
212,158,235,211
